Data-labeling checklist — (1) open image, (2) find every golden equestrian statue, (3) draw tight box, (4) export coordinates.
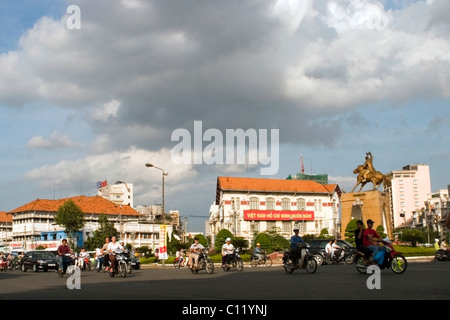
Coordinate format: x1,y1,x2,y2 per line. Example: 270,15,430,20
351,152,391,192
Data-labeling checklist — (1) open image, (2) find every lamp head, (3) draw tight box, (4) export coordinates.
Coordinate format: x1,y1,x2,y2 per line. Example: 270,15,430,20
145,163,153,168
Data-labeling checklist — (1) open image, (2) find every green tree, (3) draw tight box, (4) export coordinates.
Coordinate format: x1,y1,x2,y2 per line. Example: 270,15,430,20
398,229,426,247
376,225,387,239
83,214,118,251
344,219,359,245
54,199,85,249
214,229,233,252
260,230,289,252
231,237,249,252
254,233,271,251
319,228,329,238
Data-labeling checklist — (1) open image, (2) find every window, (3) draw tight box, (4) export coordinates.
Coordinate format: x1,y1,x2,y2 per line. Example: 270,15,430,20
314,200,319,211
249,197,259,210
236,197,240,210
318,199,322,211
297,198,306,210
282,221,291,233
281,198,291,211
266,221,276,231
231,197,235,210
266,197,275,210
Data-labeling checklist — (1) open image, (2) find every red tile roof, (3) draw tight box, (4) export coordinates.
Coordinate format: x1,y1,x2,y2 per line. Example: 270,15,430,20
8,196,139,216
0,211,13,223
217,176,339,194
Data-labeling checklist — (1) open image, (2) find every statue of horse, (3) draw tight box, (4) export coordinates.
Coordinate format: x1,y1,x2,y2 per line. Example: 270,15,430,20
351,164,391,192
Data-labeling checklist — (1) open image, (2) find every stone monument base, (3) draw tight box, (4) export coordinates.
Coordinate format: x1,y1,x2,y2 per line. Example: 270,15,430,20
340,190,393,239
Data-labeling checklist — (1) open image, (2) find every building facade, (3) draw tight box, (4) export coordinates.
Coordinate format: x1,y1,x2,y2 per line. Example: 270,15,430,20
208,176,341,246
389,164,431,229
97,181,134,207
6,195,161,251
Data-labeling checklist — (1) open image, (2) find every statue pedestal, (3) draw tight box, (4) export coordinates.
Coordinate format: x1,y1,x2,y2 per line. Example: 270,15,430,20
340,191,393,239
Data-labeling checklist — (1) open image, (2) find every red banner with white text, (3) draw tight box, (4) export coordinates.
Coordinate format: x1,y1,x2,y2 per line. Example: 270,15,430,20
243,210,314,221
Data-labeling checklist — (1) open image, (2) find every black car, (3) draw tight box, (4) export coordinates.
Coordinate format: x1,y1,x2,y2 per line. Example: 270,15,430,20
19,250,59,272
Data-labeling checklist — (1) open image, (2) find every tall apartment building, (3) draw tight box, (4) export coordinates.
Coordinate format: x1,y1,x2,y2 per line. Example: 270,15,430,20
389,164,431,229
97,181,134,207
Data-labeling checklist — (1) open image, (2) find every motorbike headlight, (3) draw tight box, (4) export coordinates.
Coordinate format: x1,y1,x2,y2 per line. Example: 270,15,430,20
37,260,44,264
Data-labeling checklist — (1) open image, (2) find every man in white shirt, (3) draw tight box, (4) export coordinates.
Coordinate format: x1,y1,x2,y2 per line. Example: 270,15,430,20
221,238,235,267
188,237,204,269
325,240,333,260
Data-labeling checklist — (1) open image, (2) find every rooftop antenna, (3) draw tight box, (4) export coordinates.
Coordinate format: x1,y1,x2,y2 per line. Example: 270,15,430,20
300,155,305,174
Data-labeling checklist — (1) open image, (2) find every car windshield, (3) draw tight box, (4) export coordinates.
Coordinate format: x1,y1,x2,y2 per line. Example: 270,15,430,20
34,252,55,259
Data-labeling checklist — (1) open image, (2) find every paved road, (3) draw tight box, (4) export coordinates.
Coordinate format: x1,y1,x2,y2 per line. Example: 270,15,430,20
1,260,449,302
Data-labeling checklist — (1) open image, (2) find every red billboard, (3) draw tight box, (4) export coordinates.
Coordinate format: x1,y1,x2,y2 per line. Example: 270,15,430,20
243,210,314,221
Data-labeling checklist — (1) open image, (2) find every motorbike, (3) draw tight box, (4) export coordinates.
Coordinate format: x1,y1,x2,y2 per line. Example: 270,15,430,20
58,253,75,278
174,255,186,268
108,249,127,278
323,248,355,265
355,238,407,274
0,258,7,272
433,249,450,262
282,244,318,274
95,255,106,272
190,248,214,274
222,249,244,272
8,258,21,271
250,251,273,267
78,256,91,271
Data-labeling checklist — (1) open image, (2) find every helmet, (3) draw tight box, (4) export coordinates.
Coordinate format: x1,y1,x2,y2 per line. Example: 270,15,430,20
225,237,231,242
256,243,260,246
293,226,299,231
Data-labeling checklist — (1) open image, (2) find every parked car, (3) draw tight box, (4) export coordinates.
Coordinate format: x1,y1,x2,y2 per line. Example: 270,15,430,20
19,250,59,272
125,251,141,270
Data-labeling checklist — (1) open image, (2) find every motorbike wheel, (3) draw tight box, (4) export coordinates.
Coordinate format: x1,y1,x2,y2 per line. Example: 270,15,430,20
344,253,355,265
390,254,407,274
236,258,244,271
355,256,367,274
305,257,317,274
118,262,127,278
264,257,273,267
127,262,132,274
312,254,323,267
206,260,214,274
109,268,115,277
174,260,181,269
250,257,258,268
33,263,38,272
283,262,295,274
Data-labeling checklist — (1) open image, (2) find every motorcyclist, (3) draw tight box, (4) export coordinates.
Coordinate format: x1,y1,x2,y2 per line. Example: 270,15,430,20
221,237,235,267
107,236,125,273
290,226,306,267
56,239,71,274
254,243,264,262
77,248,90,269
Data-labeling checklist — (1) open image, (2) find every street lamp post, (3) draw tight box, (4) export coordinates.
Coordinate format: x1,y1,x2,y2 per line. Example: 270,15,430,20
145,163,168,224
145,163,168,268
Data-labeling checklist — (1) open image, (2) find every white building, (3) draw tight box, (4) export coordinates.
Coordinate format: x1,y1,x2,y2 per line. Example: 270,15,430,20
389,164,432,229
208,176,342,246
98,181,134,207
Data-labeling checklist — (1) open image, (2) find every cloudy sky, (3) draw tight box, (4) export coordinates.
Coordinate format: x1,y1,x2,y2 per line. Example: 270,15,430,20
1,0,449,233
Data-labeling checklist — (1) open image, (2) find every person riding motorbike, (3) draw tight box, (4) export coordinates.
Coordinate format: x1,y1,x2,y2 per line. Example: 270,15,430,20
107,236,125,274
254,243,264,262
363,219,383,262
56,239,72,274
189,237,204,269
290,226,306,266
77,248,90,269
222,237,236,267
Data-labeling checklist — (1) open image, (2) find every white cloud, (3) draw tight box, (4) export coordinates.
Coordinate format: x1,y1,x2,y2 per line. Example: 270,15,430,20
26,131,82,149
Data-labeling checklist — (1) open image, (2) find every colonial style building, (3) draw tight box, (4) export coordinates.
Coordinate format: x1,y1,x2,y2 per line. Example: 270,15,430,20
208,176,342,246
6,195,161,251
